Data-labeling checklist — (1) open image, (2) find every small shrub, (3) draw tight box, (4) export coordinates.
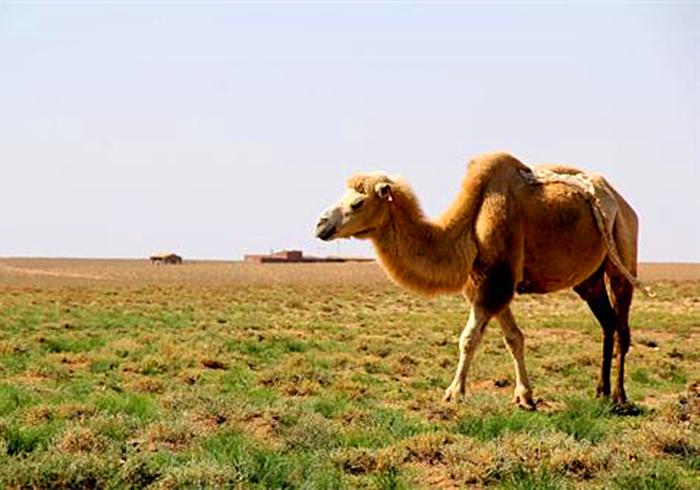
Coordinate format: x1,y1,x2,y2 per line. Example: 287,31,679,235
332,447,377,475
56,426,107,454
1,452,118,489
282,412,338,451
119,452,173,488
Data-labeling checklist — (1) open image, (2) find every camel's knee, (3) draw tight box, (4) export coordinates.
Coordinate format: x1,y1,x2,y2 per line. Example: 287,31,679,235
608,273,634,316
458,307,490,352
502,325,524,348
459,324,485,353
497,310,524,351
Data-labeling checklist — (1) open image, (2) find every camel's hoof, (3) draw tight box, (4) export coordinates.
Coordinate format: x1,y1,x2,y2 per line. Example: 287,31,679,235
443,385,465,403
610,401,644,417
612,391,627,406
513,394,536,411
595,387,611,398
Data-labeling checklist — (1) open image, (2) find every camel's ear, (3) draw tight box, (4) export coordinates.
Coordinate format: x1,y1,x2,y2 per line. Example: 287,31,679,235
375,182,393,202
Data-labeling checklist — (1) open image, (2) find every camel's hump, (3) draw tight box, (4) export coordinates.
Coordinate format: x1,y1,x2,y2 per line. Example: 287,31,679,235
466,151,530,178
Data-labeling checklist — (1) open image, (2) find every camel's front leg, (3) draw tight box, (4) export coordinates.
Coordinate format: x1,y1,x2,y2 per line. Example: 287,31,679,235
496,308,536,410
444,305,490,402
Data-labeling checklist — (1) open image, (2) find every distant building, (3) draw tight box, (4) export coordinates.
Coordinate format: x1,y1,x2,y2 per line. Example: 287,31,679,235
149,253,183,265
244,249,371,264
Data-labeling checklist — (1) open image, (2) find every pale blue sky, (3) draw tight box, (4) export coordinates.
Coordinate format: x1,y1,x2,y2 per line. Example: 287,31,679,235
1,2,698,261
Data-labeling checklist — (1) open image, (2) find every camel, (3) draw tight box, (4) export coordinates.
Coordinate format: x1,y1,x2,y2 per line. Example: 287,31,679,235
314,152,646,408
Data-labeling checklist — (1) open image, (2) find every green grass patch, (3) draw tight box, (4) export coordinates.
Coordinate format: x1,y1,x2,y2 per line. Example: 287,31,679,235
374,466,408,490
93,393,157,420
550,397,613,443
0,384,34,416
499,467,568,489
201,429,294,487
2,423,58,456
631,368,661,387
611,461,685,489
455,398,615,443
219,364,254,393
42,335,105,353
456,409,547,440
310,393,351,419
339,406,433,449
1,452,119,488
0,267,697,488
89,358,120,373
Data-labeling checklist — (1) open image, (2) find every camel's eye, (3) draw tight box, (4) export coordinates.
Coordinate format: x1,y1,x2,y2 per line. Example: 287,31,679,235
351,200,364,211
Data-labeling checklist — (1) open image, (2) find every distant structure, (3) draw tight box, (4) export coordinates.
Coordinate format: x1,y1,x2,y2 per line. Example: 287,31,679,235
244,249,372,264
149,253,183,265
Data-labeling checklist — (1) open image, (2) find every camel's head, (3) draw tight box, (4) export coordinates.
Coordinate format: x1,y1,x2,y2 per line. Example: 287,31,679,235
315,172,396,241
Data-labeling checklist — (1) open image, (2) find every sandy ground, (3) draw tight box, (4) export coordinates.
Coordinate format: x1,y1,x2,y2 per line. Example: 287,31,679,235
0,258,697,288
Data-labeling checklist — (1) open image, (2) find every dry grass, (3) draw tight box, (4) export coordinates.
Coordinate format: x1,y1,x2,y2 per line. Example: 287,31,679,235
0,259,698,488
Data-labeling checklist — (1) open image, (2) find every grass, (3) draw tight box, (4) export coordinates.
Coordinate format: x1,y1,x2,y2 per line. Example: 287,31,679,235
611,462,685,490
0,261,698,488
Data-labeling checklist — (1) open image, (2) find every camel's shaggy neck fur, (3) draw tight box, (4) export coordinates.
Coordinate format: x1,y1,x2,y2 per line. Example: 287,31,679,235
370,175,480,295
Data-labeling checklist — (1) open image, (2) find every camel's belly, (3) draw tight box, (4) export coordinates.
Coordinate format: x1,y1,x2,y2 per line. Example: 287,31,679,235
517,185,607,293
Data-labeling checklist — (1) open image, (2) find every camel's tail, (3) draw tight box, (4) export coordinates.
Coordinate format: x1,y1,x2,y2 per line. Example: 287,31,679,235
587,198,655,298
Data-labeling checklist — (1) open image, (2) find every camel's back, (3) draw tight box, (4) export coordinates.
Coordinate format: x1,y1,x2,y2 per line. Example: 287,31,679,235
534,163,639,236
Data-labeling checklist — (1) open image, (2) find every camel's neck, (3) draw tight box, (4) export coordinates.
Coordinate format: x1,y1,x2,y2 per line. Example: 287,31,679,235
370,186,476,294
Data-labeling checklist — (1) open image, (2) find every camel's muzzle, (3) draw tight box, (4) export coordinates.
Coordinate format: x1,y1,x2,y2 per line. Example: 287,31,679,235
315,206,344,241
315,216,336,241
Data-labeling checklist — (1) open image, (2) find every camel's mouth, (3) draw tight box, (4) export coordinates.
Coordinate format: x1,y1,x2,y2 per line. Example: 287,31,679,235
315,223,336,241
352,228,374,239
317,228,335,241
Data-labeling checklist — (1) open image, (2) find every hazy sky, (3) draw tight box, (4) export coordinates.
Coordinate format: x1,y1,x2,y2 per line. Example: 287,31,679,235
1,2,698,261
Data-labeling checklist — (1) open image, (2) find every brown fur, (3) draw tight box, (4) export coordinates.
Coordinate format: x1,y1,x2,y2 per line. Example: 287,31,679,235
317,151,641,405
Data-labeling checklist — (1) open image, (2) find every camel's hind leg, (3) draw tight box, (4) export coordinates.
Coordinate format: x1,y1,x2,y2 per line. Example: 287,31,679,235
607,266,634,404
496,307,535,410
574,264,617,398
607,202,637,405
